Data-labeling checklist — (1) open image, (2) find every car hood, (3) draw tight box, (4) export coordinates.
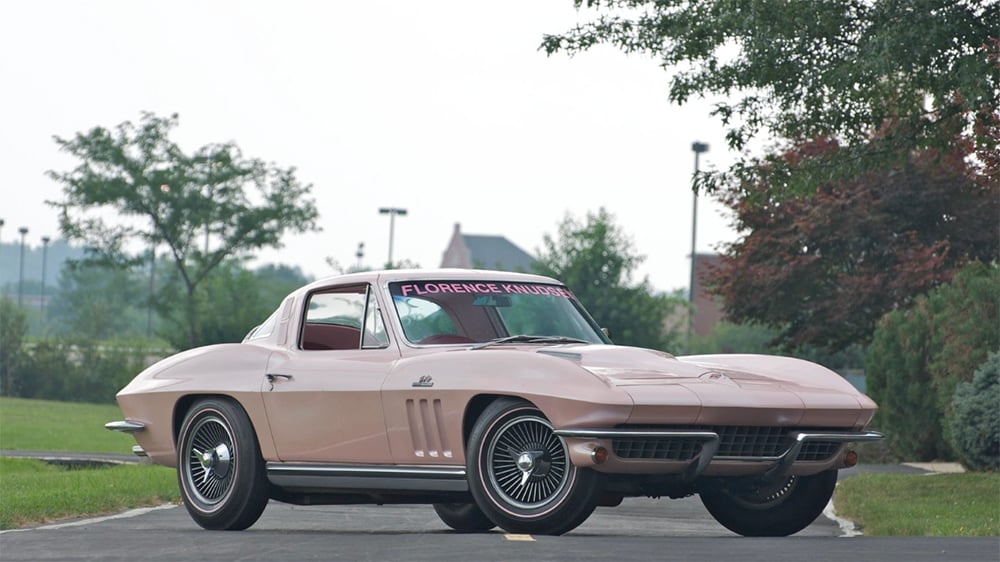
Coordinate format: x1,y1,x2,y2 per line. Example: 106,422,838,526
535,344,875,427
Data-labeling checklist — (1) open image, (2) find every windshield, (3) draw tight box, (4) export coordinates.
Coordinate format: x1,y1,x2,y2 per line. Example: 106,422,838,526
388,280,610,346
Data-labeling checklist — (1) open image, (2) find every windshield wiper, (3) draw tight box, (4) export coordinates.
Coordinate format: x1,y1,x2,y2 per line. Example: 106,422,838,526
471,334,591,350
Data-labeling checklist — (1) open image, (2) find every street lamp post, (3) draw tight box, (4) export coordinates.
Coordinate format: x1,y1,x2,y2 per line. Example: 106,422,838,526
688,141,709,349
17,227,28,307
0,218,5,255
41,236,51,314
355,242,365,270
378,207,408,267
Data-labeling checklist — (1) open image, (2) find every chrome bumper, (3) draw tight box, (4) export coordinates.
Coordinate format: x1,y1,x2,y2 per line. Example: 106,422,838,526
105,420,145,433
554,428,884,481
106,421,148,457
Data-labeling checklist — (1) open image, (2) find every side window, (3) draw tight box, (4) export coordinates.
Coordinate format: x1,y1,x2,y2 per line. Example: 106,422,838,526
362,286,390,348
301,286,366,350
244,309,279,342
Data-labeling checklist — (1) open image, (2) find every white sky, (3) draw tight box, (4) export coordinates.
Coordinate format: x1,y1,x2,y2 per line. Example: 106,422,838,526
0,1,745,294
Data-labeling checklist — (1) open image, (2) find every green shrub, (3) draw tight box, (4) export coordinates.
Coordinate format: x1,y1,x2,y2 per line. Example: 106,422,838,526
13,338,163,404
866,301,947,460
949,351,1000,471
866,263,999,461
0,296,29,396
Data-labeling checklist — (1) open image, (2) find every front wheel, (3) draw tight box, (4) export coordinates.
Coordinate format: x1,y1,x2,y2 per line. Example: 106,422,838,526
177,398,270,530
466,398,601,535
699,470,838,536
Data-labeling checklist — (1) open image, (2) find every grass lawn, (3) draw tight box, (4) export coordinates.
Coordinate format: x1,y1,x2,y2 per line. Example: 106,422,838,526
834,472,1000,536
0,457,179,530
1,397,137,454
0,396,179,530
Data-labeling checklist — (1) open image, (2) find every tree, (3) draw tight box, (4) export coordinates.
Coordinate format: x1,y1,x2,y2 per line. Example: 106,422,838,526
542,1,998,196
46,261,147,340
48,112,320,348
158,262,310,348
0,296,29,396
532,208,685,351
706,137,998,350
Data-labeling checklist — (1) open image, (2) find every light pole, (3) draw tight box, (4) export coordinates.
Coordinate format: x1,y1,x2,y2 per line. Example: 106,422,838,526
0,218,5,255
355,242,365,270
17,227,28,307
40,236,51,314
378,207,407,267
688,141,709,348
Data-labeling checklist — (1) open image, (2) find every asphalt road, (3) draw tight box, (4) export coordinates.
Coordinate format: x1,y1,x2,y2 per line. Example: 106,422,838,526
2,465,998,562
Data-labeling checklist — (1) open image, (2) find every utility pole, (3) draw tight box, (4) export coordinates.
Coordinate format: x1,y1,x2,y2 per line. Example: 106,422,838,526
378,207,408,267
688,141,709,350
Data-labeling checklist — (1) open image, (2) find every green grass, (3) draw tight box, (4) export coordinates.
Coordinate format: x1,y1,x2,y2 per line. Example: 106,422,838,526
0,396,137,454
1,397,179,530
834,472,1000,536
0,457,179,529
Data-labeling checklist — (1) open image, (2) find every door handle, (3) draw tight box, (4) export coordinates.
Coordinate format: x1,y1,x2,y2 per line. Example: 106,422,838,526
265,373,293,390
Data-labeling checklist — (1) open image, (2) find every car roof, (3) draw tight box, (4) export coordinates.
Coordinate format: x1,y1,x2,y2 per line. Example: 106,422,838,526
300,268,563,294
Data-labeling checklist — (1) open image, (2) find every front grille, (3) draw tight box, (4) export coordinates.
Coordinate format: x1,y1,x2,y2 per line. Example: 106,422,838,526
611,426,844,462
798,440,842,461
613,437,702,461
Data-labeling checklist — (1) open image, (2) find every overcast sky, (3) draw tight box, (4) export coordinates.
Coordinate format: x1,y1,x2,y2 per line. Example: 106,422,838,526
0,1,745,293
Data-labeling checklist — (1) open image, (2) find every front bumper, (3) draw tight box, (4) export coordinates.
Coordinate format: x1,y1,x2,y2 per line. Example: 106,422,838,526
555,427,884,481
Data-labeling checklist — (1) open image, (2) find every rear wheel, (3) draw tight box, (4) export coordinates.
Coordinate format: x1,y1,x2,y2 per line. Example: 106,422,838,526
699,470,837,536
432,503,496,532
466,398,601,535
177,398,269,530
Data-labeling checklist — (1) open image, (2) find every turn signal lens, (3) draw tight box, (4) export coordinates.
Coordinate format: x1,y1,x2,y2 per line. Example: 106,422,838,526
591,446,608,464
844,449,859,467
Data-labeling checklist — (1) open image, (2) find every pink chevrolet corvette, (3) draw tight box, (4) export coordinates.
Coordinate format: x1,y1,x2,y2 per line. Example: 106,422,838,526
107,269,881,536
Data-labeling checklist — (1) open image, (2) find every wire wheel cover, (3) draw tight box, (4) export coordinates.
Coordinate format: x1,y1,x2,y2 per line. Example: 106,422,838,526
183,415,236,506
486,415,570,510
732,475,799,509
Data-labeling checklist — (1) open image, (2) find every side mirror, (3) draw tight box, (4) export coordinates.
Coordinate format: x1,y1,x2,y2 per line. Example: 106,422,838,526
601,327,612,339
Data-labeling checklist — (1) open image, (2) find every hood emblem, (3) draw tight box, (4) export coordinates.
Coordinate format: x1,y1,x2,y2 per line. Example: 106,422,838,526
700,371,737,386
412,375,434,388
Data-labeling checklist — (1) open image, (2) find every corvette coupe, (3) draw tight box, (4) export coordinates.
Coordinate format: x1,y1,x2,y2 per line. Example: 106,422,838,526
107,268,882,536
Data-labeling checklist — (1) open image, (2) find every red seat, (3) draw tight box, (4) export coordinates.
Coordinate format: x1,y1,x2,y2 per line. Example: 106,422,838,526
302,323,362,350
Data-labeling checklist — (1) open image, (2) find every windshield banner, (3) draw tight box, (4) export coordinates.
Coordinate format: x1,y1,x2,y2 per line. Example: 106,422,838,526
395,281,573,299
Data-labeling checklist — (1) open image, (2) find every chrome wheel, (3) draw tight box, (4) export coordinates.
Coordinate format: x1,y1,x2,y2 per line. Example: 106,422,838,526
467,398,602,535
485,415,569,509
182,415,236,507
177,399,269,530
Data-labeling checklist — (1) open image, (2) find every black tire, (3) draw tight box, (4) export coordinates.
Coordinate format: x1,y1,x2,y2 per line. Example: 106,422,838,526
466,398,601,535
699,470,838,537
432,503,496,532
177,398,269,530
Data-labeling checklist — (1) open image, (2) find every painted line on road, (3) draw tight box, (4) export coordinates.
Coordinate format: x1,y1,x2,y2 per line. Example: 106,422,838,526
823,498,862,538
504,533,535,541
0,504,177,534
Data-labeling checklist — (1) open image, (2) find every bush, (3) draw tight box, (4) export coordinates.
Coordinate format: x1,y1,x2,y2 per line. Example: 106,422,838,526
0,296,29,396
12,338,164,404
866,263,999,461
949,351,1000,471
866,301,948,460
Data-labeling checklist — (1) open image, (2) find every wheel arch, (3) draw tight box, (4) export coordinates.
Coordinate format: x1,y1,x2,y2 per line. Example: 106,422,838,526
173,393,254,447
461,394,536,449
